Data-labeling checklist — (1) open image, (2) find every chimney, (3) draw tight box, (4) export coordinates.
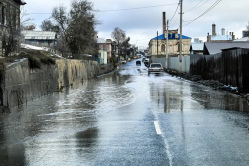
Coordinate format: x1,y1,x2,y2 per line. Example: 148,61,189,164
207,33,210,42
232,32,235,40
163,12,166,34
221,28,225,35
212,24,216,36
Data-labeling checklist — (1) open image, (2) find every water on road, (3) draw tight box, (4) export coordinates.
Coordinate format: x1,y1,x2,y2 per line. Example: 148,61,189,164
1,59,249,166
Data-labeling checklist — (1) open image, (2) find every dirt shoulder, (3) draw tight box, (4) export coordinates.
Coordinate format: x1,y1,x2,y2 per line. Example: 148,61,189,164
166,70,249,100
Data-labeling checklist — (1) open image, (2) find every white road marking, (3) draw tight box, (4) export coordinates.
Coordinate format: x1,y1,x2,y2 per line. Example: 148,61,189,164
163,135,173,166
154,121,173,165
154,121,162,135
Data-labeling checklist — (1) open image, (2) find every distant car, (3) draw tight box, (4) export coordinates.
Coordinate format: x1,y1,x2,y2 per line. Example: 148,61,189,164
136,60,141,66
121,60,127,64
144,59,149,67
142,57,146,62
148,63,164,74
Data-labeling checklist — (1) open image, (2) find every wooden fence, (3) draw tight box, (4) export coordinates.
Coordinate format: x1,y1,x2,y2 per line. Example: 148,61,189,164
190,48,249,92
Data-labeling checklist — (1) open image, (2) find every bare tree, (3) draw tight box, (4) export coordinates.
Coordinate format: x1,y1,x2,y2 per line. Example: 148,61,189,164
20,6,34,30
111,27,130,59
51,5,69,57
24,24,36,30
111,27,126,49
40,19,54,31
66,0,99,58
51,5,68,37
50,1,99,58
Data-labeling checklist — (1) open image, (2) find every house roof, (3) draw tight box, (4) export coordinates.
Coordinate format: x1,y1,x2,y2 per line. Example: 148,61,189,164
22,30,56,40
191,43,204,51
152,33,191,40
97,38,106,43
14,0,26,5
234,37,249,42
211,35,233,41
204,42,249,55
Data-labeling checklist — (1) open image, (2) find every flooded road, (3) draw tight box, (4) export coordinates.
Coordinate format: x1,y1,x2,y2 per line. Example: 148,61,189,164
1,59,249,166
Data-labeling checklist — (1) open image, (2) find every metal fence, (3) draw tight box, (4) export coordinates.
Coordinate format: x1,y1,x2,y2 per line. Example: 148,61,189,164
152,49,249,92
152,55,190,73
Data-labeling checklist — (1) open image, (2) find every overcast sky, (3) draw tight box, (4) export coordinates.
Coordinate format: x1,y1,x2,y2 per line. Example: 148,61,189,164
22,0,249,49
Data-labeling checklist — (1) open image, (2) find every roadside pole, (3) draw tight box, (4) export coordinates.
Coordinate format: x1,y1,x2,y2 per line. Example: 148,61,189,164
157,31,158,56
179,0,183,73
166,19,169,69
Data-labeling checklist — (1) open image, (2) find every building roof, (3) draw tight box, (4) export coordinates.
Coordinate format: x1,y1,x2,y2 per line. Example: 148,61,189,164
191,43,204,51
152,33,191,40
204,42,249,55
211,35,233,41
14,0,26,5
234,37,249,42
97,38,106,44
22,30,56,40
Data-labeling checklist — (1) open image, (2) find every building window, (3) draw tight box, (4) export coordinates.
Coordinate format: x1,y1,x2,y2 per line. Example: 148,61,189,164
2,6,6,25
10,5,16,29
16,9,19,30
161,44,165,52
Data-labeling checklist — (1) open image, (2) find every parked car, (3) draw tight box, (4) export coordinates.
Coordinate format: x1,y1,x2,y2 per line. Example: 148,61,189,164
144,59,149,67
148,63,164,74
121,60,127,64
142,57,146,62
136,60,141,66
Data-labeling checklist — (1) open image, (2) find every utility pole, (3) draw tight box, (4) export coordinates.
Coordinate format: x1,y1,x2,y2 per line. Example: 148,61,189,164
157,31,158,56
179,0,183,73
166,19,169,69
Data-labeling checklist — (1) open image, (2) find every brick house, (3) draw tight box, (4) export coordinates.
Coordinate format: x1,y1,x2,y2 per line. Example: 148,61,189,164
149,12,191,57
97,37,112,64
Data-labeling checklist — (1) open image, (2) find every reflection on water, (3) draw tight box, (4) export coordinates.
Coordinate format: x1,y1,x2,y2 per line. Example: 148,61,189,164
76,127,99,149
190,84,249,112
0,70,136,165
1,61,249,165
149,76,249,113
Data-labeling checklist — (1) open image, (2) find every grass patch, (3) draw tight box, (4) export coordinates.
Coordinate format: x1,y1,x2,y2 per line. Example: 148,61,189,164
0,49,56,83
17,49,56,69
2,49,56,67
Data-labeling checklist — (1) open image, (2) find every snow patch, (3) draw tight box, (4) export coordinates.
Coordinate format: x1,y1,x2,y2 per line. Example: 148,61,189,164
21,43,63,59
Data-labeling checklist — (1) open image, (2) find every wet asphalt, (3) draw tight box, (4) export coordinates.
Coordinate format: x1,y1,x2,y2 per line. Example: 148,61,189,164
1,58,249,166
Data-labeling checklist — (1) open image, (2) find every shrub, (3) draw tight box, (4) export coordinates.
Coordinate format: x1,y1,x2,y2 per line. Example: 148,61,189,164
0,61,6,84
19,50,56,69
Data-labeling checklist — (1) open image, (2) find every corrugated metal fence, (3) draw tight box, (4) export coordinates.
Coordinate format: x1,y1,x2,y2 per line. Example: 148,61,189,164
152,55,190,73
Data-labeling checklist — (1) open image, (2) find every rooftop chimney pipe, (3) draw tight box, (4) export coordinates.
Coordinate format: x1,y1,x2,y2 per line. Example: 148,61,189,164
212,24,216,36
221,28,225,35
163,12,166,34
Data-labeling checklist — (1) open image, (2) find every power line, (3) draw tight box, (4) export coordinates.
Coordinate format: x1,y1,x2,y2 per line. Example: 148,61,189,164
26,13,51,15
169,2,180,21
184,0,209,13
27,3,179,14
170,12,180,29
95,3,179,12
183,0,222,26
